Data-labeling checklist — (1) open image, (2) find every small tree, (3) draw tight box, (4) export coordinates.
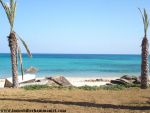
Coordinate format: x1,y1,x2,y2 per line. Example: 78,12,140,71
0,0,32,88
139,8,149,89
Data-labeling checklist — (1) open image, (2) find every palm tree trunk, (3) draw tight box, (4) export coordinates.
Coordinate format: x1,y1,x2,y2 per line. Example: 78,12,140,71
141,37,149,89
8,32,19,88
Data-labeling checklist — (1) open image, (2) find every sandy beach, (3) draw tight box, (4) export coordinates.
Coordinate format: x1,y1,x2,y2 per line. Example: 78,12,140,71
2,74,150,88
66,77,119,87
16,74,150,88
25,76,119,87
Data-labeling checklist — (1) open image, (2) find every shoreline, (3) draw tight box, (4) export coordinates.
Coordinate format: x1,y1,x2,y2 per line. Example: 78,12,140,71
2,74,149,87
33,76,120,87
66,77,119,87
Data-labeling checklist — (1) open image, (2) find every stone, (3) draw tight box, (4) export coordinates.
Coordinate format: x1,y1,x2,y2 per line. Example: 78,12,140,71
121,75,137,81
106,83,113,85
96,79,103,81
111,78,133,85
0,79,13,88
5,79,13,87
133,77,141,84
20,79,36,84
46,76,72,87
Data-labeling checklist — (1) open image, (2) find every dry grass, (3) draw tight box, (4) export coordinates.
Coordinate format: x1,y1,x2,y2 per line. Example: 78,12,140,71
0,87,150,113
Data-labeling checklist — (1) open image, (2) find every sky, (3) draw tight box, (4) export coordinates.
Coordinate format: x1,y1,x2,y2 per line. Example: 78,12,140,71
0,0,150,54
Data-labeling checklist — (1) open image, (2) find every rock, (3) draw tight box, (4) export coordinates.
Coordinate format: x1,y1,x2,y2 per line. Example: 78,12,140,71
121,75,137,81
120,75,141,84
20,79,36,84
133,77,141,84
25,66,38,74
5,79,13,87
85,79,96,82
19,80,49,87
0,79,13,88
106,83,113,85
84,79,110,82
46,76,72,87
96,79,103,81
47,80,59,86
35,79,42,82
111,78,133,85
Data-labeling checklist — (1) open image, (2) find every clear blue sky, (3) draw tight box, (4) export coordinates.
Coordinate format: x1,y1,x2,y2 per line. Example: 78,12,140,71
0,0,150,54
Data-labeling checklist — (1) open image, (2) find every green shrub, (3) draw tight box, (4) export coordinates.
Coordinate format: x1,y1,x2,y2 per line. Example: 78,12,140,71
100,85,126,90
78,85,99,90
22,84,141,91
22,85,49,90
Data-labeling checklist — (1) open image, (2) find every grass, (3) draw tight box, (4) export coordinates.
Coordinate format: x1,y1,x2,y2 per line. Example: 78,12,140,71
22,84,141,91
23,84,50,90
0,87,150,113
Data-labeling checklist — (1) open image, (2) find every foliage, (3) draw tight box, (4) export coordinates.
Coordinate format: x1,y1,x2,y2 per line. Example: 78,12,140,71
22,85,50,90
22,84,141,91
139,8,149,36
0,0,16,32
0,0,32,81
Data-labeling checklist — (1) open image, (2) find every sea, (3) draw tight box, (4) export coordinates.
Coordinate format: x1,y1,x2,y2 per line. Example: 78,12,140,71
0,53,143,78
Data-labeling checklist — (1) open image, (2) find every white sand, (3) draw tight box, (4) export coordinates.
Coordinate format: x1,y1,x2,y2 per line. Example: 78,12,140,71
34,76,119,87
66,77,119,87
4,75,147,87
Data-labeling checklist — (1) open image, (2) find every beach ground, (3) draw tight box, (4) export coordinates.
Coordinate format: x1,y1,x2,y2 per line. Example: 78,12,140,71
0,88,150,113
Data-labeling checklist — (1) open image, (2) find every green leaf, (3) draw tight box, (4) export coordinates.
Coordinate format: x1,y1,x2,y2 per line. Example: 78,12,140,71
138,8,145,25
0,0,16,32
18,45,24,80
139,8,149,36
18,35,32,58
10,0,14,10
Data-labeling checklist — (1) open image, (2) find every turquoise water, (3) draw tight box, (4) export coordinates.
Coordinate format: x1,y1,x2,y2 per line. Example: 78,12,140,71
0,54,143,78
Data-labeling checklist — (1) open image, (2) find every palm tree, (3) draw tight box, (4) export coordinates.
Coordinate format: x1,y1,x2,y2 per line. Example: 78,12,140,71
139,8,149,89
0,0,32,88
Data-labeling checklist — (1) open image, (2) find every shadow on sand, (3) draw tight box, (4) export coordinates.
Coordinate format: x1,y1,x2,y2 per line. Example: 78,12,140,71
0,98,150,110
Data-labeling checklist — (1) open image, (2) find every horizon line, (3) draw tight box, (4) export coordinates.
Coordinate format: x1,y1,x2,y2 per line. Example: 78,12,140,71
0,52,141,55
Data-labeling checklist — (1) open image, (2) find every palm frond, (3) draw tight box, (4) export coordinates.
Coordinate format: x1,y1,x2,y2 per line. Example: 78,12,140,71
139,8,149,36
18,45,24,80
17,35,32,58
10,0,14,10
0,1,11,25
138,8,145,25
11,0,16,30
0,0,16,32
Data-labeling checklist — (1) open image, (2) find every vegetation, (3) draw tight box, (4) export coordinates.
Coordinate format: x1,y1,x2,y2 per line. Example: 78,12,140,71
22,84,141,91
139,8,149,89
0,0,32,88
0,88,150,113
23,85,50,90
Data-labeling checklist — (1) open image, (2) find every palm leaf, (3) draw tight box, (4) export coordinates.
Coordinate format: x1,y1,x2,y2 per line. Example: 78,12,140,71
0,0,16,32
10,0,14,10
138,8,145,25
0,1,11,25
17,35,32,58
18,45,24,80
139,8,149,36
11,0,16,30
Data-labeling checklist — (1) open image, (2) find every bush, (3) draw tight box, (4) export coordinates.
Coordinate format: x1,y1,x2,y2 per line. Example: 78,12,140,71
78,85,99,90
22,84,141,91
23,85,49,90
101,85,126,90
78,84,141,91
